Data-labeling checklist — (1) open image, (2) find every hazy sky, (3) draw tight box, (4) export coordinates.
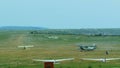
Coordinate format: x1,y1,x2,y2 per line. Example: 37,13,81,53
0,0,120,29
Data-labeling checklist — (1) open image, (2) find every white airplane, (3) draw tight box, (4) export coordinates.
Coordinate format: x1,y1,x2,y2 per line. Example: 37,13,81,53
18,45,34,49
33,58,74,64
81,58,120,62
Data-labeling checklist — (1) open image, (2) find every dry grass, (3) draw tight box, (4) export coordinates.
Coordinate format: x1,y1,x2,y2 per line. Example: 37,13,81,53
0,31,120,68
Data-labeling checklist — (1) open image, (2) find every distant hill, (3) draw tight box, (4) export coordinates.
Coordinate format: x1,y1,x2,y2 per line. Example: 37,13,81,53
0,26,47,30
30,28,120,36
0,27,120,35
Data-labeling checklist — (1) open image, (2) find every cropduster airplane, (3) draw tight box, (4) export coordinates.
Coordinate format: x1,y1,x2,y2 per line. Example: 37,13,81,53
81,58,120,62
33,58,74,64
33,58,74,68
18,45,34,49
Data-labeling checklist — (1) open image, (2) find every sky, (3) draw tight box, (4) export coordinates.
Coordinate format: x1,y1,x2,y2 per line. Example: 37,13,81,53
0,0,120,29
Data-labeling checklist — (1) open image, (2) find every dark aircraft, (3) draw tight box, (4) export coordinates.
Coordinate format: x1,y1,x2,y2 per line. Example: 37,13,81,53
79,44,96,51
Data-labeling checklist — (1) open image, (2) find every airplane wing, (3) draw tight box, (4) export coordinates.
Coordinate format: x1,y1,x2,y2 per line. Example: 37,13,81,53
81,58,103,61
33,58,74,62
25,45,34,47
55,58,74,62
81,58,120,62
81,58,107,62
18,45,34,48
106,58,120,60
33,59,55,62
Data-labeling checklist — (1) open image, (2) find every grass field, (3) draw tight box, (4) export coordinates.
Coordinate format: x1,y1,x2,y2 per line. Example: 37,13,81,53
0,30,120,68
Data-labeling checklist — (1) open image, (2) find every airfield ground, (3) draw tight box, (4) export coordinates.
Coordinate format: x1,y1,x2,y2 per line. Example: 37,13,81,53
0,30,120,68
